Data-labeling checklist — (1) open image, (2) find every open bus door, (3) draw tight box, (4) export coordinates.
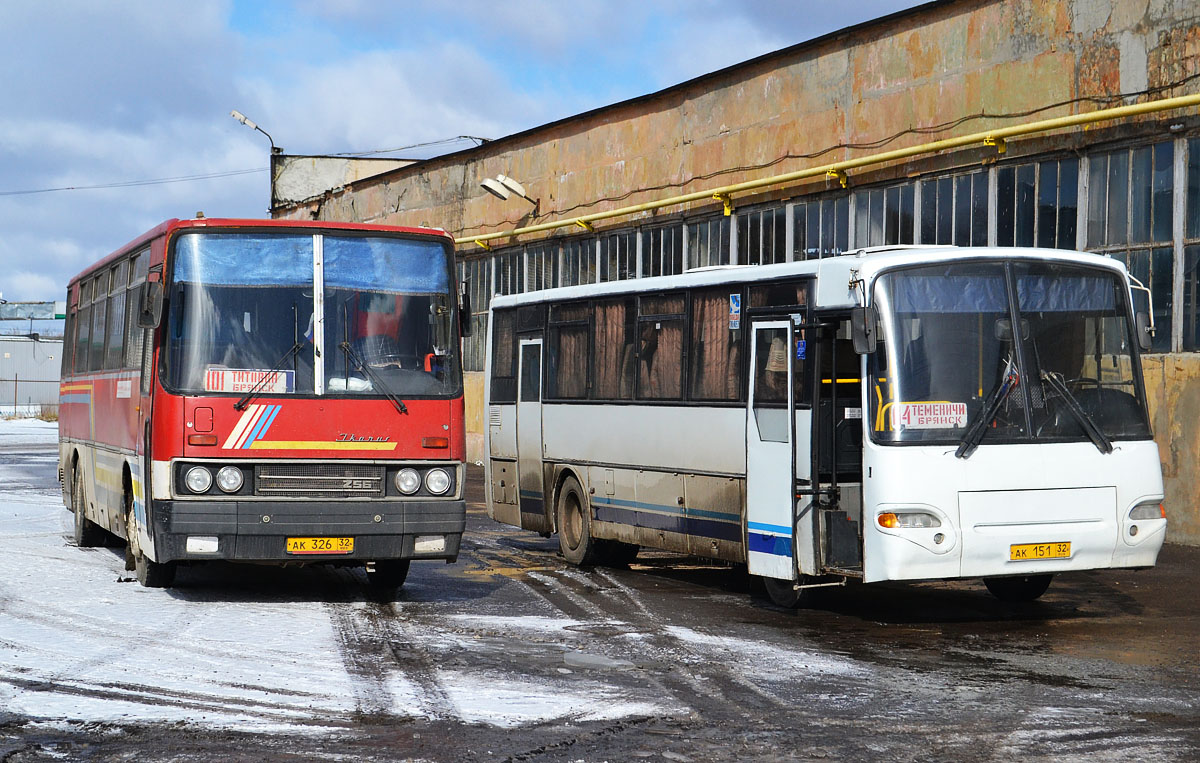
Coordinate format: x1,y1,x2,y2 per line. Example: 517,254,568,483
515,338,550,532
745,320,798,584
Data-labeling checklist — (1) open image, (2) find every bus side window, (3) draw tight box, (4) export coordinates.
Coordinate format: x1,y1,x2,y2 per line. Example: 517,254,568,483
490,309,517,403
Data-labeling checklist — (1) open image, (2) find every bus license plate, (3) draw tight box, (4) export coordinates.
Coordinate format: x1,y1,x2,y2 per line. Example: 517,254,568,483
1010,542,1070,561
286,537,354,555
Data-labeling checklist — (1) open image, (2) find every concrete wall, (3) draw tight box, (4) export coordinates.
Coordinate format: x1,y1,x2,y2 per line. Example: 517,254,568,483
273,155,414,208
1144,354,1200,545
275,0,1200,236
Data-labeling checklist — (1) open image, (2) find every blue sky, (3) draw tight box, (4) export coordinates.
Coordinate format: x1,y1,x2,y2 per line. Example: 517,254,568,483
0,0,923,317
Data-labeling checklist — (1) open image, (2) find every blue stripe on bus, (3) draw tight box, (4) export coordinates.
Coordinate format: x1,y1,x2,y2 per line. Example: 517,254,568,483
591,498,742,543
60,394,91,404
748,532,793,557
242,405,276,449
258,404,282,440
590,495,740,524
747,521,792,536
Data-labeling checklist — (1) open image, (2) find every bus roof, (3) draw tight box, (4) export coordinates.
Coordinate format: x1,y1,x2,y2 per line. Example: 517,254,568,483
489,246,1130,312
68,217,453,287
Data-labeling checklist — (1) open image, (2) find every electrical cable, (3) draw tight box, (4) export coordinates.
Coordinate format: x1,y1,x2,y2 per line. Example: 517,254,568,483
459,72,1200,235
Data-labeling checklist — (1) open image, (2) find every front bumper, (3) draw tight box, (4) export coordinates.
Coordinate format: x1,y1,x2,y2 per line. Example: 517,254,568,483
151,498,465,564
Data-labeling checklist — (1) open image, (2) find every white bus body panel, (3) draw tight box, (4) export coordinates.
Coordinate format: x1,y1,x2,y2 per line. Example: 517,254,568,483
862,440,1166,583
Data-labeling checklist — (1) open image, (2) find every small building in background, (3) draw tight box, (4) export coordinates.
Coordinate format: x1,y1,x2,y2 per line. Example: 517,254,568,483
0,337,63,416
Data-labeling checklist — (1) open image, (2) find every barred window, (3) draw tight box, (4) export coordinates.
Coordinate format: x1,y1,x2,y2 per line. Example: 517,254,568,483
686,216,730,269
560,239,596,287
641,224,683,277
1087,142,1174,352
527,242,558,292
600,231,636,282
920,171,987,246
854,184,915,248
792,196,849,259
996,158,1078,249
738,206,786,265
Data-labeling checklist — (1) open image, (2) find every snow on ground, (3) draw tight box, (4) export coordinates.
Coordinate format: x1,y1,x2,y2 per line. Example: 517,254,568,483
0,416,58,447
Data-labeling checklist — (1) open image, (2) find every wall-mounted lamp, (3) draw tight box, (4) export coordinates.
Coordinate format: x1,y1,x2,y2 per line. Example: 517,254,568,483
481,174,539,215
230,109,282,154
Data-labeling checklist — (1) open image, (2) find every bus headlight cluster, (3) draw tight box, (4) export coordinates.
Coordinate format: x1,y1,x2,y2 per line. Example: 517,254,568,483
395,469,422,494
1128,502,1165,520
877,511,941,529
393,467,454,496
185,466,213,493
215,466,244,493
424,468,451,495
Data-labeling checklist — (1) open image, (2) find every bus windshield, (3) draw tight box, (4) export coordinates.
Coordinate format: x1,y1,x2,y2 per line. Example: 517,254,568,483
165,231,460,397
869,260,1151,446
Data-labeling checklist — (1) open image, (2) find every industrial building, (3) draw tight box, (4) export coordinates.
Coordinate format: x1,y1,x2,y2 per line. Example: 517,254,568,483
0,336,63,416
271,0,1200,544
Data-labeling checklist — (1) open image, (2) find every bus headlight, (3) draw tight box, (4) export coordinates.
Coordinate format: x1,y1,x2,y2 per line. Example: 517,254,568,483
1129,502,1165,520
425,468,451,495
395,468,421,495
216,466,244,493
185,466,213,494
877,511,941,529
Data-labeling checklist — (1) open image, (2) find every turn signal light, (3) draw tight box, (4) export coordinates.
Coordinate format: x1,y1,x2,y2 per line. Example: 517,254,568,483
422,437,449,449
188,434,218,446
878,513,900,529
877,511,941,529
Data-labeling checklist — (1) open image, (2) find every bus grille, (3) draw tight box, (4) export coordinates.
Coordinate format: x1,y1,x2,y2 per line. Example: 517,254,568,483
255,464,386,498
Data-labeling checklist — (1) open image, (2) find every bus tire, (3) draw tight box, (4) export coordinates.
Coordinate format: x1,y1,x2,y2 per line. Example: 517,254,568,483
557,475,600,566
71,464,106,548
984,574,1052,602
366,560,410,589
762,576,808,609
125,490,175,588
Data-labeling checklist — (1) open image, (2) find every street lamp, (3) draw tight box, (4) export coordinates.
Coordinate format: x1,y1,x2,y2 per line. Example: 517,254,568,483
480,174,538,214
230,109,282,154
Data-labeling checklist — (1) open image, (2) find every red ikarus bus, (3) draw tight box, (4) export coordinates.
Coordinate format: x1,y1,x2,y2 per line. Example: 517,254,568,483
59,218,468,588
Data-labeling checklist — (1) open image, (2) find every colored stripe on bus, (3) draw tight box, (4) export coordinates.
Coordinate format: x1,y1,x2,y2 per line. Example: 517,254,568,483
590,495,740,524
247,440,397,451
747,520,792,536
591,497,742,543
748,532,792,557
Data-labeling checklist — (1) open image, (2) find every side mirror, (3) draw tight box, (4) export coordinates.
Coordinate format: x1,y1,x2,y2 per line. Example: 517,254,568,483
850,307,877,354
137,281,163,329
459,280,473,338
1135,311,1153,352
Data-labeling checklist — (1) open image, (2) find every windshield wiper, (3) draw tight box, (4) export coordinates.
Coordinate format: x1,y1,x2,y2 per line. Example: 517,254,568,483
955,364,1019,460
339,340,409,416
1040,371,1113,454
234,341,304,411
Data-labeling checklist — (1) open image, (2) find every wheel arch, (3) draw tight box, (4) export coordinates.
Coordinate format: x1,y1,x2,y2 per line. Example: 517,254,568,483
550,464,588,534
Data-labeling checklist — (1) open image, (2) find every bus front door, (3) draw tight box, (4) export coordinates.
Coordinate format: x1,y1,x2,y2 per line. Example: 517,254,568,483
746,321,797,582
516,338,550,532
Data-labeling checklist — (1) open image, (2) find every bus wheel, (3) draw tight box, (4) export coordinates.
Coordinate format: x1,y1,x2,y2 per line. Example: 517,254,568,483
557,475,599,566
71,464,106,548
124,491,175,588
762,576,808,609
984,574,1052,602
366,560,410,589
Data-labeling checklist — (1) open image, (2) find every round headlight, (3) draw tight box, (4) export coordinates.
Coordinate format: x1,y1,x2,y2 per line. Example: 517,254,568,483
395,468,421,495
425,468,451,495
216,466,244,493
185,466,213,494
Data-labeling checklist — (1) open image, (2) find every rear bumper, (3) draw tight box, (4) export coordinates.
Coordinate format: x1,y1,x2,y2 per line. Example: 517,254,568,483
150,498,465,564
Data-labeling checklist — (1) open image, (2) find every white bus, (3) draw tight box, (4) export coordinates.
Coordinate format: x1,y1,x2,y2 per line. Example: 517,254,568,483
483,246,1167,606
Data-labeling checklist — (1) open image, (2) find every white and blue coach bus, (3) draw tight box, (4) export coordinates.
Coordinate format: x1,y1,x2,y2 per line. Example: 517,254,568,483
483,246,1167,606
